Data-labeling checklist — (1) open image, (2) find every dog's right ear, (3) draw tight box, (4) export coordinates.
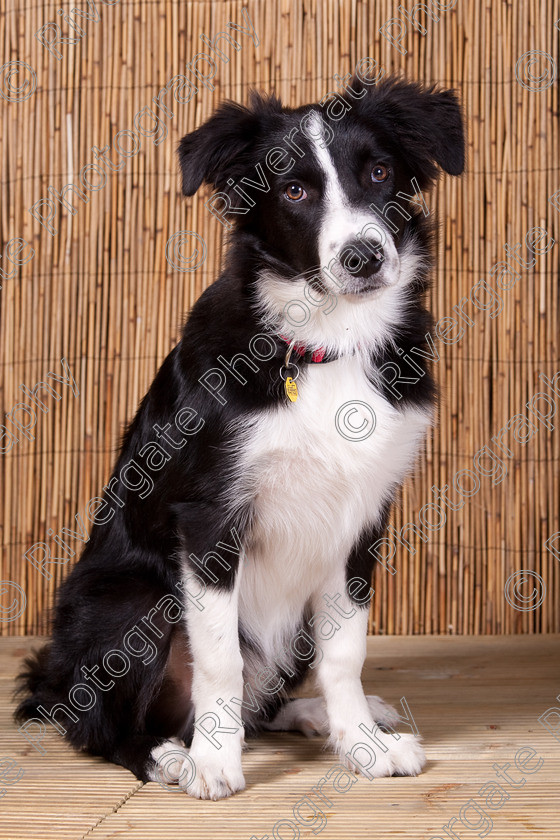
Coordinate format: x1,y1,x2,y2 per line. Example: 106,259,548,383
178,94,282,196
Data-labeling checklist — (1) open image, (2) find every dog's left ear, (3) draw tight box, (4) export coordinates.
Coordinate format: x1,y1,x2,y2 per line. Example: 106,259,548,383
349,76,465,184
178,92,283,196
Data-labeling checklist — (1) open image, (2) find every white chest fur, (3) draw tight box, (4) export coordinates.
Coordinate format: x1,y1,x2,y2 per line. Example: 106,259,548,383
231,354,432,659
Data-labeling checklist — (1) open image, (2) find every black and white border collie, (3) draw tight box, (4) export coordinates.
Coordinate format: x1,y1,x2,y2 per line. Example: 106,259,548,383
16,75,464,800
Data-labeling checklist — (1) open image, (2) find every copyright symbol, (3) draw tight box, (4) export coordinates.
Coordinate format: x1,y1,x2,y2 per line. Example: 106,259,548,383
0,61,37,102
165,231,206,272
515,50,557,91
0,581,27,622
152,748,196,791
335,400,376,441
504,570,546,611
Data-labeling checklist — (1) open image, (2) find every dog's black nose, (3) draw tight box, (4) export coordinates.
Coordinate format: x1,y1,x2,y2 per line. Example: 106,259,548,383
340,239,384,278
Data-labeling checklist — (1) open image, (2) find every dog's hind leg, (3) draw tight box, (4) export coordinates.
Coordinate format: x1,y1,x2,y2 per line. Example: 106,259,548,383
263,695,401,737
263,697,329,737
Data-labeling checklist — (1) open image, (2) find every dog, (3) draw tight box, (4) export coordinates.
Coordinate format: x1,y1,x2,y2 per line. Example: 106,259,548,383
16,74,464,800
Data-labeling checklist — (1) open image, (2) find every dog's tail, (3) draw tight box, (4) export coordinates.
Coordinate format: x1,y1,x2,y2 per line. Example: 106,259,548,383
13,643,53,721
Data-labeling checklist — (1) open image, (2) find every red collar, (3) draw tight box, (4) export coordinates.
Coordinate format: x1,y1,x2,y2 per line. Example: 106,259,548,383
279,335,327,363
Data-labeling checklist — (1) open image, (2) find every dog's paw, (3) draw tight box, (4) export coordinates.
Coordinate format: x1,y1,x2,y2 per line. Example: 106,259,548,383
186,748,246,800
266,696,402,739
148,738,196,789
331,730,426,779
386,733,427,776
148,738,245,799
264,697,328,737
365,695,402,729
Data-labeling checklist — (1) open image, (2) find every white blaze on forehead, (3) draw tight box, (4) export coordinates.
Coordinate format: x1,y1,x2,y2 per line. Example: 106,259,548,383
304,111,395,281
305,111,350,214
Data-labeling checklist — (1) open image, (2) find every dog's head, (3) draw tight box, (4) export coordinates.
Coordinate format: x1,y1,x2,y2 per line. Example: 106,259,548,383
178,76,464,348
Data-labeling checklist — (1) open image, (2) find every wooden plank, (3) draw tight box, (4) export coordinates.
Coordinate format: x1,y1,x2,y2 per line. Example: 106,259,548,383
1,636,559,840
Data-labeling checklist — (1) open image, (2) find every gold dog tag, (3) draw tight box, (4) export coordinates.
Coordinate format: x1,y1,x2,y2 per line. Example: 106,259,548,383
285,376,298,402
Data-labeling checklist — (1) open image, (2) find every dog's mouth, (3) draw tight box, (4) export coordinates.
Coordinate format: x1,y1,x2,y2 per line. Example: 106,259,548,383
341,276,388,296
327,262,395,297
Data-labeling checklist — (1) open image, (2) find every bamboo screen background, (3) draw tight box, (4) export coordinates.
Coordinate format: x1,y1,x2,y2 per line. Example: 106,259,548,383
1,0,559,636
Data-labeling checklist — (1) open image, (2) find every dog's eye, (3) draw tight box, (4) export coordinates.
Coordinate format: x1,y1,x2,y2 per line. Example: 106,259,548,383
371,165,389,183
284,184,307,201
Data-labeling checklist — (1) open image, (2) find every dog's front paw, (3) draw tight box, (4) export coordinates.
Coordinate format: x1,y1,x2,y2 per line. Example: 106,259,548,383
382,732,426,776
148,738,245,799
186,748,246,800
331,729,426,779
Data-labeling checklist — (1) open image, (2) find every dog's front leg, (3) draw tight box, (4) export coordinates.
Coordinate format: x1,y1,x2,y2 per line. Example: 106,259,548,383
312,580,426,778
182,571,246,800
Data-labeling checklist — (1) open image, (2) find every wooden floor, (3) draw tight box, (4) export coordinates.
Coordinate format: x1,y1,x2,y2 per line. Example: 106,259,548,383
1,635,559,840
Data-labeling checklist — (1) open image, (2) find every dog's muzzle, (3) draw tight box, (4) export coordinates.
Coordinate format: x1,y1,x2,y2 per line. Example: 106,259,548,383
338,238,386,294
